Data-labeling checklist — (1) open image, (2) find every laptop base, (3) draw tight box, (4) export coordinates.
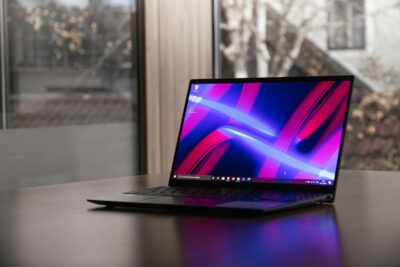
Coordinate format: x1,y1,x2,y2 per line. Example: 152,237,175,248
87,192,329,214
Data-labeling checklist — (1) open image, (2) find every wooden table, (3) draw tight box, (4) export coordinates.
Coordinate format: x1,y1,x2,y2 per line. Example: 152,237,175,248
1,170,399,267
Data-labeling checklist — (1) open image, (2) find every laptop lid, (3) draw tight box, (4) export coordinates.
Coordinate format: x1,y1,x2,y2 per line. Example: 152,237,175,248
169,76,354,195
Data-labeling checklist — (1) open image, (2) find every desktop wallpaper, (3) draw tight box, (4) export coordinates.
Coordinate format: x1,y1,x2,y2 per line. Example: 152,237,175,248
172,80,351,184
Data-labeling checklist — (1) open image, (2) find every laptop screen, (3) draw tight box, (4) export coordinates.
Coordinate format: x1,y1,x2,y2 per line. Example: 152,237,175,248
171,78,352,186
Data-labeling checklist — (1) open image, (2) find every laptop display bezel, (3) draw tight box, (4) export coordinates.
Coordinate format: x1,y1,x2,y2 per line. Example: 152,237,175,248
168,76,354,196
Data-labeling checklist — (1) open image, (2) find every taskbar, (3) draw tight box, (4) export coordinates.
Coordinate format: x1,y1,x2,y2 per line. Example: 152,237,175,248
172,174,334,186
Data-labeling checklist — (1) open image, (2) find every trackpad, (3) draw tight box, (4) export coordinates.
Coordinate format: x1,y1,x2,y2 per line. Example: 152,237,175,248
217,200,285,210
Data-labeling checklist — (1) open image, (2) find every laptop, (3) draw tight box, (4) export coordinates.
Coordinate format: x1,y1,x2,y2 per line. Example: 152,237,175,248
88,76,354,214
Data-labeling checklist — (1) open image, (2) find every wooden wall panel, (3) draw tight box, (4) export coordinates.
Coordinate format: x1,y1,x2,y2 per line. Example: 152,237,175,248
145,0,213,174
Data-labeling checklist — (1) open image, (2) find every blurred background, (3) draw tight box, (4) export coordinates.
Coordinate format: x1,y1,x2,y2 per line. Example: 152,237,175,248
0,0,398,189
214,0,400,171
7,0,138,127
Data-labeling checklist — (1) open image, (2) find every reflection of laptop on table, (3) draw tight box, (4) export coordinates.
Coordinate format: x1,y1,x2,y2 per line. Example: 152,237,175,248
88,76,354,214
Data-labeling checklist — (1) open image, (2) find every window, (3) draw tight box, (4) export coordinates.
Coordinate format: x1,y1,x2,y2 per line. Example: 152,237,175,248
0,0,144,189
214,0,400,171
5,0,139,128
328,0,365,50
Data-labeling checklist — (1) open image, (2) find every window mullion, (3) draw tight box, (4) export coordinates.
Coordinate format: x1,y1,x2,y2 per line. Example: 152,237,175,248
0,0,9,129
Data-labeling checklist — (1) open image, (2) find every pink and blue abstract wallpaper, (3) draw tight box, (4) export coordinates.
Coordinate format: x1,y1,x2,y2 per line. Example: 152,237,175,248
172,80,351,185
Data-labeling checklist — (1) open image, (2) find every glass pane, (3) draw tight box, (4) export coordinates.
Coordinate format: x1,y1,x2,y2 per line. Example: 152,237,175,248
328,0,348,49
214,0,400,171
7,0,137,128
0,0,141,190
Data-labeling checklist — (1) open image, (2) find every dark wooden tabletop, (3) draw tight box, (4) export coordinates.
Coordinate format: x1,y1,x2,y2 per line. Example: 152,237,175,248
1,170,400,267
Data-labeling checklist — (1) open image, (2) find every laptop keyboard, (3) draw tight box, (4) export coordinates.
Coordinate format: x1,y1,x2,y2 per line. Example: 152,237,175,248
125,186,324,202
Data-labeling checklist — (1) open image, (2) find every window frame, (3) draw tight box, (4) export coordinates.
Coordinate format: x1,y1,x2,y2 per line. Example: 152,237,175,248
0,0,9,129
0,0,147,185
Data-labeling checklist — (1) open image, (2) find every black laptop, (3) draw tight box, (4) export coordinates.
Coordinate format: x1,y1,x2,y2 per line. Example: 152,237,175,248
88,76,354,214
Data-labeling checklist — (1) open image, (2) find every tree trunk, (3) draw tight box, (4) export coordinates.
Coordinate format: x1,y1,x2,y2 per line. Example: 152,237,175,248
255,0,269,77
277,28,306,76
220,0,253,78
234,56,248,78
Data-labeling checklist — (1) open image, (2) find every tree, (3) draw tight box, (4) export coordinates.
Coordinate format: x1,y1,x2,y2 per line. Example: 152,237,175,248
219,0,254,77
219,0,320,78
8,0,134,86
219,0,399,79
